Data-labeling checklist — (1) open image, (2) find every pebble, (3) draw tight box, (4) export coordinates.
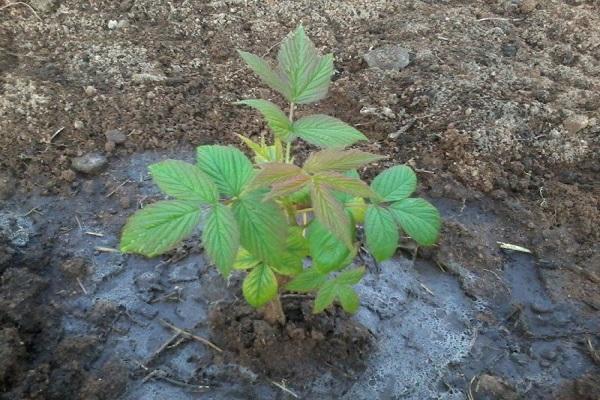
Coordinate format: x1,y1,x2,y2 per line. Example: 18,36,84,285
519,0,538,13
71,153,108,174
540,349,558,361
363,45,410,71
502,43,519,57
60,169,77,183
73,120,84,129
84,86,97,96
107,20,118,30
104,129,127,144
563,114,589,135
530,302,555,314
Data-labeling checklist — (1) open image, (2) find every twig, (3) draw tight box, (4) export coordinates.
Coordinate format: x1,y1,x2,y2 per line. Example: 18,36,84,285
74,215,83,230
0,1,42,21
467,375,478,400
76,277,88,295
85,231,104,237
270,380,300,399
159,319,223,353
19,207,42,217
585,336,600,365
146,332,181,364
94,246,120,253
476,17,523,22
420,283,435,296
106,179,130,198
42,127,64,144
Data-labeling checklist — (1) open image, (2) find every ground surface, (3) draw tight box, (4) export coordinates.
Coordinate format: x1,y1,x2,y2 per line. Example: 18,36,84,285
1,0,599,399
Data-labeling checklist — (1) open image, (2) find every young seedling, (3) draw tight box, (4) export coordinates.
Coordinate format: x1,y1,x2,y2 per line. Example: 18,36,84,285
120,26,441,324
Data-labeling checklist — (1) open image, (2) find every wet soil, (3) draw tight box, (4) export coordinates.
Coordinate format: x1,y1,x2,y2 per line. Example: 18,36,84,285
1,0,599,399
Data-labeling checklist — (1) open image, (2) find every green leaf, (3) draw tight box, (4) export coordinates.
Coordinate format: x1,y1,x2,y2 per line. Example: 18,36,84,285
337,286,360,314
364,205,399,262
233,191,288,266
270,226,308,277
197,145,254,197
345,197,367,224
277,26,334,104
304,149,384,174
293,115,367,149
286,268,327,292
148,160,219,203
313,280,337,313
237,51,291,100
250,162,304,189
390,198,441,246
233,247,261,270
121,200,201,257
371,165,417,202
313,172,377,199
236,99,293,140
310,183,352,248
335,266,365,285
202,203,240,276
307,219,354,273
242,264,278,308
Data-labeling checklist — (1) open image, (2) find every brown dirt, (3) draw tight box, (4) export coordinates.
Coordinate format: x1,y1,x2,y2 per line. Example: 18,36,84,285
209,296,372,384
1,0,599,398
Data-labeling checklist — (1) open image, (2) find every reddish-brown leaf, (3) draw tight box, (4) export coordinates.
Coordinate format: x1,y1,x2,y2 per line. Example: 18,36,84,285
250,162,304,189
313,172,378,199
265,175,311,200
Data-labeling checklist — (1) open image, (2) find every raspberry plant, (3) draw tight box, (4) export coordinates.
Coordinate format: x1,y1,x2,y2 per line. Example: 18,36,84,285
120,26,441,324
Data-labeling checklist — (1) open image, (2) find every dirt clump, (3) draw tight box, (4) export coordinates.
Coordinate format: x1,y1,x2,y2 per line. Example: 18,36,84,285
209,297,373,384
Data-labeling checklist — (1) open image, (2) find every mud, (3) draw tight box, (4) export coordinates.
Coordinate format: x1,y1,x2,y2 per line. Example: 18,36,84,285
1,0,599,398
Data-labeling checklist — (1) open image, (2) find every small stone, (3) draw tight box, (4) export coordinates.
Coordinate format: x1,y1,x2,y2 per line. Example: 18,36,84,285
530,302,554,314
104,141,115,153
104,129,127,144
519,0,538,13
71,153,108,175
132,73,166,83
502,43,518,57
60,169,77,183
0,171,16,200
84,86,96,96
476,374,519,400
118,195,131,209
60,258,89,279
73,120,84,129
310,329,325,341
107,20,118,30
563,114,589,135
540,349,558,361
540,359,552,368
363,45,410,71
30,0,60,13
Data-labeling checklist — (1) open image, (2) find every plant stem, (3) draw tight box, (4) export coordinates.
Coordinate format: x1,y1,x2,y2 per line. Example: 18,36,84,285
285,102,295,163
263,294,286,325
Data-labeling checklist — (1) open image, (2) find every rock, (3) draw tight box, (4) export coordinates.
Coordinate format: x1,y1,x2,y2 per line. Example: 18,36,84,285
71,153,108,174
73,120,84,129
519,0,538,13
475,374,519,400
168,263,199,283
104,129,127,144
0,170,16,200
563,114,589,135
363,45,410,71
107,20,118,30
60,257,89,280
104,141,115,153
30,0,60,13
502,43,518,57
60,169,77,183
132,73,166,83
84,86,96,96
540,349,558,361
530,301,554,314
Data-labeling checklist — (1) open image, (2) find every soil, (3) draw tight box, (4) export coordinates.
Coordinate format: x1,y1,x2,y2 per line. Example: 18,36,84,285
1,0,599,399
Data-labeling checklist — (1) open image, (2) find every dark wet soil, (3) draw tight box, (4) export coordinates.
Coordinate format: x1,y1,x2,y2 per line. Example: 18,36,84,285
1,0,599,399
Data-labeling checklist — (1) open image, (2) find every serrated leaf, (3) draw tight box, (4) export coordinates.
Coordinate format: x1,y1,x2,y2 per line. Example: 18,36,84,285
237,50,292,100
313,172,377,199
346,197,367,224
250,162,304,189
310,183,353,248
269,226,308,276
335,267,365,285
233,191,288,266
148,160,219,203
337,286,360,314
304,149,384,174
233,247,261,270
364,205,399,262
235,134,276,164
120,200,201,257
292,115,367,149
277,26,334,104
196,145,254,197
307,219,354,273
202,203,239,277
313,280,337,313
242,264,278,308
236,99,293,140
286,269,327,292
390,198,441,246
371,165,417,202
265,175,310,200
